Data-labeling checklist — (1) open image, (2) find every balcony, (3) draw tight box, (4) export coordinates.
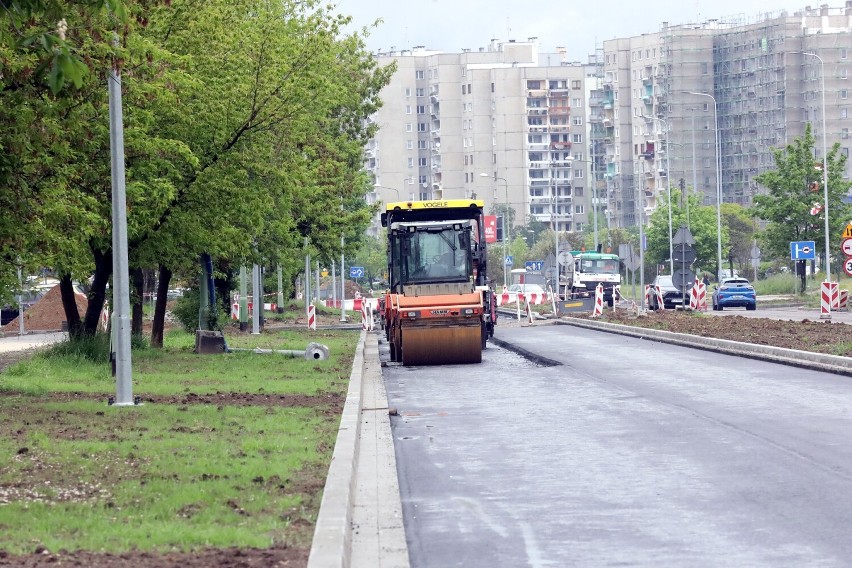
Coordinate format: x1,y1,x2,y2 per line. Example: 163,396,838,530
550,141,572,150
549,107,570,116
528,108,548,115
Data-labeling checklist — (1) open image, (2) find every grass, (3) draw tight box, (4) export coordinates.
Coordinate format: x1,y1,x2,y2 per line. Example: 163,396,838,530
0,322,359,555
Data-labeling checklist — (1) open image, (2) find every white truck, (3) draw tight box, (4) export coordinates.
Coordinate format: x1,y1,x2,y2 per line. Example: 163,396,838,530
561,251,622,306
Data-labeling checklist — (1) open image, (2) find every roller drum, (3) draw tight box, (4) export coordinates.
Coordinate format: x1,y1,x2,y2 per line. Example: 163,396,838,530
400,323,482,366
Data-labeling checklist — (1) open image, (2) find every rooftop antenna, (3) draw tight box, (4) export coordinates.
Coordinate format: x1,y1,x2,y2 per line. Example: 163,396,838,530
506,17,511,41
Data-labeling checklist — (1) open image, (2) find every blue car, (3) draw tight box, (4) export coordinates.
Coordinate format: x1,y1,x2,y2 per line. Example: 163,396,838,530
712,277,757,311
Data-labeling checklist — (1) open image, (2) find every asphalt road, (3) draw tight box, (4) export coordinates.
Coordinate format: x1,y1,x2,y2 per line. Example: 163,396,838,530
382,325,852,567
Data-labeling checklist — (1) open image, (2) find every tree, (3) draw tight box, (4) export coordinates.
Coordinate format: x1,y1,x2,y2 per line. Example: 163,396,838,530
645,188,728,276
752,123,852,289
720,203,755,276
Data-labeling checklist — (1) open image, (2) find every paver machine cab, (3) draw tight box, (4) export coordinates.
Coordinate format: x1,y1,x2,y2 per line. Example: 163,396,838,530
381,199,495,366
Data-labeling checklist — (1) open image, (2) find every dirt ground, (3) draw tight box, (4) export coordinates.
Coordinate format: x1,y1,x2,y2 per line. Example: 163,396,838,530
569,308,852,356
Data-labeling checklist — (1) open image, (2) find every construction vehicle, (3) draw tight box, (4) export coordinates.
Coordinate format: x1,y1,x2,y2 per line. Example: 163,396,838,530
562,251,621,306
381,199,495,366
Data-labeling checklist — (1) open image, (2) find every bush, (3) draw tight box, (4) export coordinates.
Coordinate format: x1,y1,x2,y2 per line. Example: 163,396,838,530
171,288,230,332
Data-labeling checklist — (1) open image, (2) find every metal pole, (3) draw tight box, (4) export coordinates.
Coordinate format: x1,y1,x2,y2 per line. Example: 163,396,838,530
645,114,674,274
304,237,310,317
502,178,509,289
239,266,248,331
276,264,284,314
340,235,347,322
592,145,598,250
331,260,337,306
315,260,320,305
685,92,724,284
108,53,133,405
251,265,260,334
690,112,697,230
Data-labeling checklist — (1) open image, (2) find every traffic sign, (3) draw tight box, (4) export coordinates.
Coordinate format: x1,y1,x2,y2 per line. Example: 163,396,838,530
672,225,695,245
845,258,852,277
843,224,852,239
790,241,816,260
672,267,696,293
842,238,852,257
505,255,513,267
525,260,544,272
349,266,364,278
672,243,696,265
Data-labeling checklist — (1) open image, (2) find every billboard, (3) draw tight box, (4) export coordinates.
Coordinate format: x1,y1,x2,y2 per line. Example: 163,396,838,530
484,215,498,243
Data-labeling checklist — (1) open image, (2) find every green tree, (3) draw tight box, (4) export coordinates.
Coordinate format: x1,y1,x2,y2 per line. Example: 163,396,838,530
752,123,852,288
720,203,755,277
645,188,728,276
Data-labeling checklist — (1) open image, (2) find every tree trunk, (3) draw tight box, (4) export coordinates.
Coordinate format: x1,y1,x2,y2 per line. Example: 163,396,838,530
59,275,83,337
131,267,144,336
83,248,112,335
150,264,172,348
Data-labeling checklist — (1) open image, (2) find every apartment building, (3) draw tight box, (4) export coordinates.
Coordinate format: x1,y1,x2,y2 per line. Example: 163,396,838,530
601,3,852,230
365,41,594,238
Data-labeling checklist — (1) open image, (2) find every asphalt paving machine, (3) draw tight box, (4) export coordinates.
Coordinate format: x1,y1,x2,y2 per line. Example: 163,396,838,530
381,199,495,365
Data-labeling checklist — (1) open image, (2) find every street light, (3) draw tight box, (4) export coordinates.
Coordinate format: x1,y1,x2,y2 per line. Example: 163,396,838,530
793,51,831,301
641,114,674,274
684,91,724,284
374,184,401,202
480,173,509,289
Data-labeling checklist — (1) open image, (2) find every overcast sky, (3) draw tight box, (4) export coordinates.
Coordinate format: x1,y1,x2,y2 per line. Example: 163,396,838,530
336,1,826,59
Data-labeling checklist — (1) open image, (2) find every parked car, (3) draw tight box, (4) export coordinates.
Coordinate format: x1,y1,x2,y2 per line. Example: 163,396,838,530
507,283,545,295
648,275,688,310
712,277,757,311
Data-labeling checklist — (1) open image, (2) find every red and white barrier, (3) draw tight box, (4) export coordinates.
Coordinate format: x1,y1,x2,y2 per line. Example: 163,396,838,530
307,303,316,330
820,281,837,319
697,280,707,311
525,298,534,324
839,289,849,311
361,301,374,331
654,285,664,311
644,284,651,309
592,283,604,317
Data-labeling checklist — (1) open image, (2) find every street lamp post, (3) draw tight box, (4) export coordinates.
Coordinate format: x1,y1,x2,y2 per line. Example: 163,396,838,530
374,184,401,202
684,91,724,284
795,52,831,295
480,173,509,289
642,114,674,274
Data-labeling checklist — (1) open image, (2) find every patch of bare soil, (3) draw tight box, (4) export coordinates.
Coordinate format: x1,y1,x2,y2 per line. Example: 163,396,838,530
572,309,852,356
0,285,86,333
0,546,308,567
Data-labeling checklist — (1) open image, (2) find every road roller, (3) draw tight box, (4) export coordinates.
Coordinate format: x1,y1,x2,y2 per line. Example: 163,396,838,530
381,199,495,366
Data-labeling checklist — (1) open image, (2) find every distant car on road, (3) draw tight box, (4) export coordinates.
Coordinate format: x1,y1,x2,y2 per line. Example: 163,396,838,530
648,275,688,310
712,277,757,311
507,283,545,295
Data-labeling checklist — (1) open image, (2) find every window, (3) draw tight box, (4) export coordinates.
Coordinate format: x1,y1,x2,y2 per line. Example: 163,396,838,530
415,70,424,79
843,108,849,119
572,134,583,143
703,102,710,111
527,80,541,89
843,68,849,80
701,62,708,75
418,140,428,149
418,122,427,132
462,85,466,95
843,148,850,158
407,140,414,149
573,116,583,125
405,87,412,97
574,168,584,179
416,87,425,97
491,82,495,93
843,128,849,139
406,123,413,132
419,175,428,185
843,90,848,100
468,83,472,93
575,204,584,214
407,158,414,168
419,157,427,167
417,105,426,114
842,48,848,60
405,105,412,114
572,80,582,89
703,157,711,168
464,155,469,166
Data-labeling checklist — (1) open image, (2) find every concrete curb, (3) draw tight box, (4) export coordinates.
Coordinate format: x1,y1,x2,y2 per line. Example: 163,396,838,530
558,317,852,377
308,330,366,567
307,330,409,568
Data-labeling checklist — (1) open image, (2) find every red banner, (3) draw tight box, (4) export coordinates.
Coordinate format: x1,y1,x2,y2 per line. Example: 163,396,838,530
484,215,497,243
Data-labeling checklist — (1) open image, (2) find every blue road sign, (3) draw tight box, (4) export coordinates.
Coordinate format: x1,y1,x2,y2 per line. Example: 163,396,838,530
505,255,513,267
349,266,365,278
525,260,544,272
790,241,816,260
